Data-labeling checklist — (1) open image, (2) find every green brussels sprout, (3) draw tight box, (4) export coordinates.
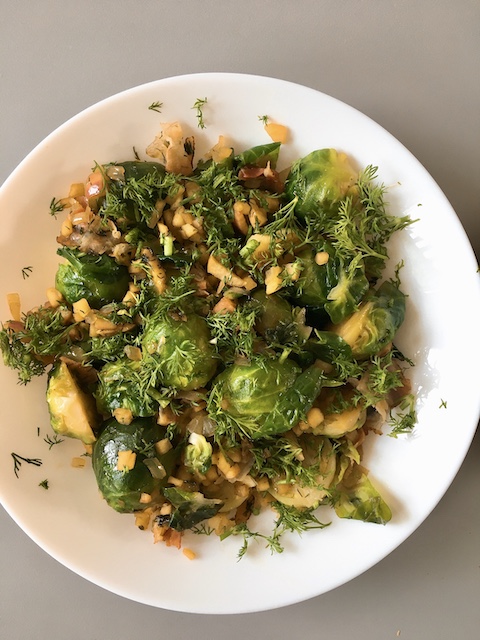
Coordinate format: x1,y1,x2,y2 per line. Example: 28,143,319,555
55,247,130,308
302,330,353,365
235,142,281,169
284,148,358,221
163,487,223,531
268,435,337,509
95,358,156,418
334,464,392,524
331,281,406,359
251,289,311,349
184,432,213,474
46,360,99,444
92,417,178,513
210,357,324,440
293,247,368,323
212,356,300,421
142,311,217,390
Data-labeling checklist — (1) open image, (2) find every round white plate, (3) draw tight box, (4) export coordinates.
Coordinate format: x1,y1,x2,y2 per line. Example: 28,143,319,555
0,73,479,614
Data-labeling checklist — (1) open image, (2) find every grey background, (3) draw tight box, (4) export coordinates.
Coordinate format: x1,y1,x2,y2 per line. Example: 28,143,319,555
1,1,479,638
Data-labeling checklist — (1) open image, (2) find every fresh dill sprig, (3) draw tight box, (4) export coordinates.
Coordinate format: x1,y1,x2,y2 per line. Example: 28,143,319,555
206,303,259,363
258,115,269,125
192,97,208,129
21,266,33,279
44,433,64,450
388,394,417,438
148,101,163,113
11,452,42,478
49,197,65,217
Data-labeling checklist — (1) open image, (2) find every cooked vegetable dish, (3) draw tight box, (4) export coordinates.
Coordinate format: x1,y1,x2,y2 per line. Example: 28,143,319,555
0,120,416,556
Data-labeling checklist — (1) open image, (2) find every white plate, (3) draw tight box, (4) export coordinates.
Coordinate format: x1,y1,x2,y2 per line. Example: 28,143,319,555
0,73,479,614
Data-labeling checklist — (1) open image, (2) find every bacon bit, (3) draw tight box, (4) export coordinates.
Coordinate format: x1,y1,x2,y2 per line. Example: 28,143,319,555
238,166,265,180
164,528,183,548
4,319,24,332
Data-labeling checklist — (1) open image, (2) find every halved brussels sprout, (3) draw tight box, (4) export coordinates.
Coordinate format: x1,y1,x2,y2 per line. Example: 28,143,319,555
334,464,392,524
331,281,406,359
46,360,99,444
268,436,337,509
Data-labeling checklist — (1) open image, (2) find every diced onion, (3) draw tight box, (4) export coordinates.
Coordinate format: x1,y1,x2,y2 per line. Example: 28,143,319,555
143,457,167,479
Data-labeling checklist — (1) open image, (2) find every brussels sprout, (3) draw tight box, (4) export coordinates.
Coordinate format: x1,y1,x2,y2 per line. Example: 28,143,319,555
334,465,392,524
252,290,311,349
163,487,223,531
210,357,325,440
302,330,353,366
268,436,337,509
293,247,368,323
235,142,281,169
259,363,324,438
95,358,156,418
284,148,358,221
309,388,366,438
142,311,217,390
184,432,213,474
46,361,99,444
211,356,300,422
331,281,406,359
92,417,178,513
55,247,130,307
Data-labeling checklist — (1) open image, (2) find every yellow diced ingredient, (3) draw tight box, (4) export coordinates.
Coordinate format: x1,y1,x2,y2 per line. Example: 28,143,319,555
307,407,324,428
264,266,283,295
167,476,184,487
248,201,268,227
46,287,64,308
155,438,173,456
113,408,134,425
6,293,21,322
71,457,86,468
265,123,289,143
139,493,152,504
135,510,152,530
117,450,136,472
256,477,270,492
72,298,91,322
183,548,197,560
68,183,85,198
315,251,330,266
60,217,73,237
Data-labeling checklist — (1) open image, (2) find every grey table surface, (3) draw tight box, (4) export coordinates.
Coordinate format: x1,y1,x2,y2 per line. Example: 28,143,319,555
1,2,479,638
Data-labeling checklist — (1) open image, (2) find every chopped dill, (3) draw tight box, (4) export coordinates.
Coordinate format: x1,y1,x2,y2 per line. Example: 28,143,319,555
21,266,33,279
192,97,208,129
38,479,49,490
49,197,65,217
44,433,64,449
11,452,42,478
258,114,269,125
439,399,448,409
148,101,163,113
388,394,417,437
